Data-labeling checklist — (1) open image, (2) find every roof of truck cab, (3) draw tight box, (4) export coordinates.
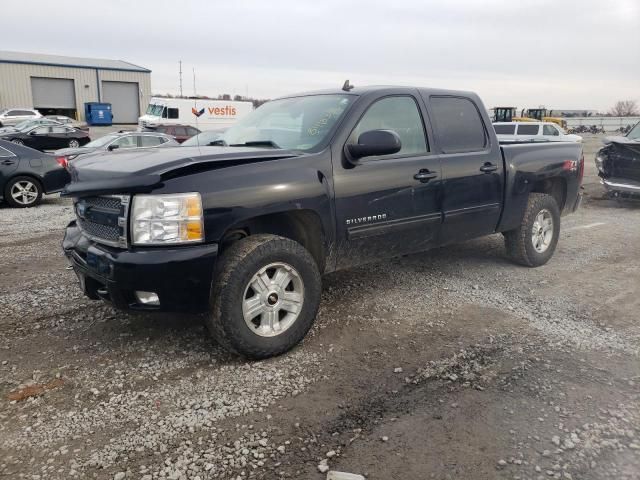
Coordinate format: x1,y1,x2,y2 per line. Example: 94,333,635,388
277,85,479,99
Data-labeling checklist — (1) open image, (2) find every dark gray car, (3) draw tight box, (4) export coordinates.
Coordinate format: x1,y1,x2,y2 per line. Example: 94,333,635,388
55,131,179,160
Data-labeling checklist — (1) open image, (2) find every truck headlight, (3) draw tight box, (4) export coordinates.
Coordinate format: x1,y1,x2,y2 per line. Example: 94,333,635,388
131,193,204,245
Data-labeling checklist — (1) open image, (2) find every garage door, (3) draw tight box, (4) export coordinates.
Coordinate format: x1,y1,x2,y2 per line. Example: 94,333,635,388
31,77,76,109
102,81,140,124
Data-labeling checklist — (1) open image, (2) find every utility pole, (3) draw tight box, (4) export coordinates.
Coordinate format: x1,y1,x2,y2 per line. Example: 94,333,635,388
193,68,196,97
179,60,183,98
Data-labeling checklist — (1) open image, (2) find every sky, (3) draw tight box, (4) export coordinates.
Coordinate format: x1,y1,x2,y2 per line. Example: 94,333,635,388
3,0,639,111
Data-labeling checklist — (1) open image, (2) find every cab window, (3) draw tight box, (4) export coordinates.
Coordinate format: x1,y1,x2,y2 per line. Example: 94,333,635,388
494,124,516,134
430,96,487,153
516,124,540,135
348,96,428,157
543,124,560,136
112,136,137,149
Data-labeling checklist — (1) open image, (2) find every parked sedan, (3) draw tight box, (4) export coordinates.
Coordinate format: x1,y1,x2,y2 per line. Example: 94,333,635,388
0,139,70,207
0,108,42,127
0,125,90,151
0,118,62,134
142,124,200,143
55,131,178,160
44,115,89,130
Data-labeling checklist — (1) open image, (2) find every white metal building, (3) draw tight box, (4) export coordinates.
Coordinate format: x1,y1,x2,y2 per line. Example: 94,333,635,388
0,51,151,124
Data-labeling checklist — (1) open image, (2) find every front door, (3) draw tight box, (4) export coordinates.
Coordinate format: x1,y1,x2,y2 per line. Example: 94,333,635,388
425,95,504,244
26,126,52,150
332,93,443,269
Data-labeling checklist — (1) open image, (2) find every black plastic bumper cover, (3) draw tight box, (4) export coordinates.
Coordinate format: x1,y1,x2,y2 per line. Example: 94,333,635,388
62,220,219,313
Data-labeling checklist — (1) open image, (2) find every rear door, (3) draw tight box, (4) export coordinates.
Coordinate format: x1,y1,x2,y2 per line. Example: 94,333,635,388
331,92,443,268
0,144,19,191
425,95,504,244
49,126,70,149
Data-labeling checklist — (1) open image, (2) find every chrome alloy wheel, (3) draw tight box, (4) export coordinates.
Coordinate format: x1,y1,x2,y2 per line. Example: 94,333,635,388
10,180,38,206
69,139,80,148
531,208,553,253
242,262,304,337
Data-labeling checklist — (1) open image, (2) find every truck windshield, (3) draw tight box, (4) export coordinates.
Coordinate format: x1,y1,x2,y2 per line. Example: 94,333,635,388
628,122,640,140
220,94,354,151
146,104,165,116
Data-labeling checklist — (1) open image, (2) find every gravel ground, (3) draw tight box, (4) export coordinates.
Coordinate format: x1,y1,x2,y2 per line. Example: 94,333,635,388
0,134,638,480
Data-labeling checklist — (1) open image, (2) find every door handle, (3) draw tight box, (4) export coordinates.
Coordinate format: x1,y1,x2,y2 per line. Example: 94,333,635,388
414,169,438,182
480,162,498,173
1,159,15,166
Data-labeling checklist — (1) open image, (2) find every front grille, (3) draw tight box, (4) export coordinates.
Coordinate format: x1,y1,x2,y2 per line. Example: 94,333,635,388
75,195,130,248
78,217,120,242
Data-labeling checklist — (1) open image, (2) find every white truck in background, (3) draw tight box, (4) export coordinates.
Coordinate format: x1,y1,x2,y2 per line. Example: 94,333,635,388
138,97,253,130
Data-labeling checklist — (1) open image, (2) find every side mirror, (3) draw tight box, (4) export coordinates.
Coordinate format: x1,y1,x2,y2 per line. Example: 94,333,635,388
346,129,401,161
107,144,119,151
29,131,38,136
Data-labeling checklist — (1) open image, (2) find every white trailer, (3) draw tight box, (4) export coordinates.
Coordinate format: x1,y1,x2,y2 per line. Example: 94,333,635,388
138,97,253,130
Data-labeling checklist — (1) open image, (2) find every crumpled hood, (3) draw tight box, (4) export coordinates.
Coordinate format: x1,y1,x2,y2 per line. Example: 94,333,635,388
603,136,640,146
62,146,300,197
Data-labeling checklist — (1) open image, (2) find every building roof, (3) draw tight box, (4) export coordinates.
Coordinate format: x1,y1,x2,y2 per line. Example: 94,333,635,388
0,50,150,73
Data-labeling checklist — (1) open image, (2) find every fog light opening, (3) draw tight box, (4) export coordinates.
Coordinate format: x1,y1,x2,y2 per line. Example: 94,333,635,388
135,291,160,306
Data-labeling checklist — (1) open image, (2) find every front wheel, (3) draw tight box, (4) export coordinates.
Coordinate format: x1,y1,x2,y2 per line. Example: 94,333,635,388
68,139,80,148
504,193,560,267
11,139,24,145
4,176,43,208
205,234,322,359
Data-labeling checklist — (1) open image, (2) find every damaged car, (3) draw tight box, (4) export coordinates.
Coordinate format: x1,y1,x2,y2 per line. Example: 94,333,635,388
596,121,640,199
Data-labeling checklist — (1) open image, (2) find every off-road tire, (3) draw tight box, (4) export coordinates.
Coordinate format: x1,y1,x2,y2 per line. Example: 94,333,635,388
4,176,43,208
504,193,560,267
205,234,322,359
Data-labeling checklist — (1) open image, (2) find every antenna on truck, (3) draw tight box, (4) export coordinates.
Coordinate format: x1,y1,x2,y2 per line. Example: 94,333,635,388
342,80,354,92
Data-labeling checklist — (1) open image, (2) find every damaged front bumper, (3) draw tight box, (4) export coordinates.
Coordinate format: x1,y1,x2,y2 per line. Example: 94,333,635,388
600,177,640,199
62,220,219,313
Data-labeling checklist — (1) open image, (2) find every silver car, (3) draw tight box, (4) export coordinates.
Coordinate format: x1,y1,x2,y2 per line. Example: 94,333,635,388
55,131,179,160
0,108,42,127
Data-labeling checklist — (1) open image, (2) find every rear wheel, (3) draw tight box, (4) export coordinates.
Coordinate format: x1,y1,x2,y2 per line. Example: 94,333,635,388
205,234,322,359
4,176,43,208
68,139,80,148
504,193,560,267
11,139,24,145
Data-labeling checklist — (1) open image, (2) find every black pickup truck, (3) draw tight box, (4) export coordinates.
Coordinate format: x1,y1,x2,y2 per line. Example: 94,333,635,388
62,85,584,358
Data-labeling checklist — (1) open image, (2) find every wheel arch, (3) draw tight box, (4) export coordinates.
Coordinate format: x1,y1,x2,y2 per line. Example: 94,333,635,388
4,172,44,192
531,176,567,213
218,209,327,273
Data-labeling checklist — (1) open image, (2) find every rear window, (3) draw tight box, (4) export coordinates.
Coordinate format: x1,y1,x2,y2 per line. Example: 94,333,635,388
517,124,540,135
174,127,188,136
0,146,14,157
494,124,516,134
141,135,164,147
430,97,487,153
